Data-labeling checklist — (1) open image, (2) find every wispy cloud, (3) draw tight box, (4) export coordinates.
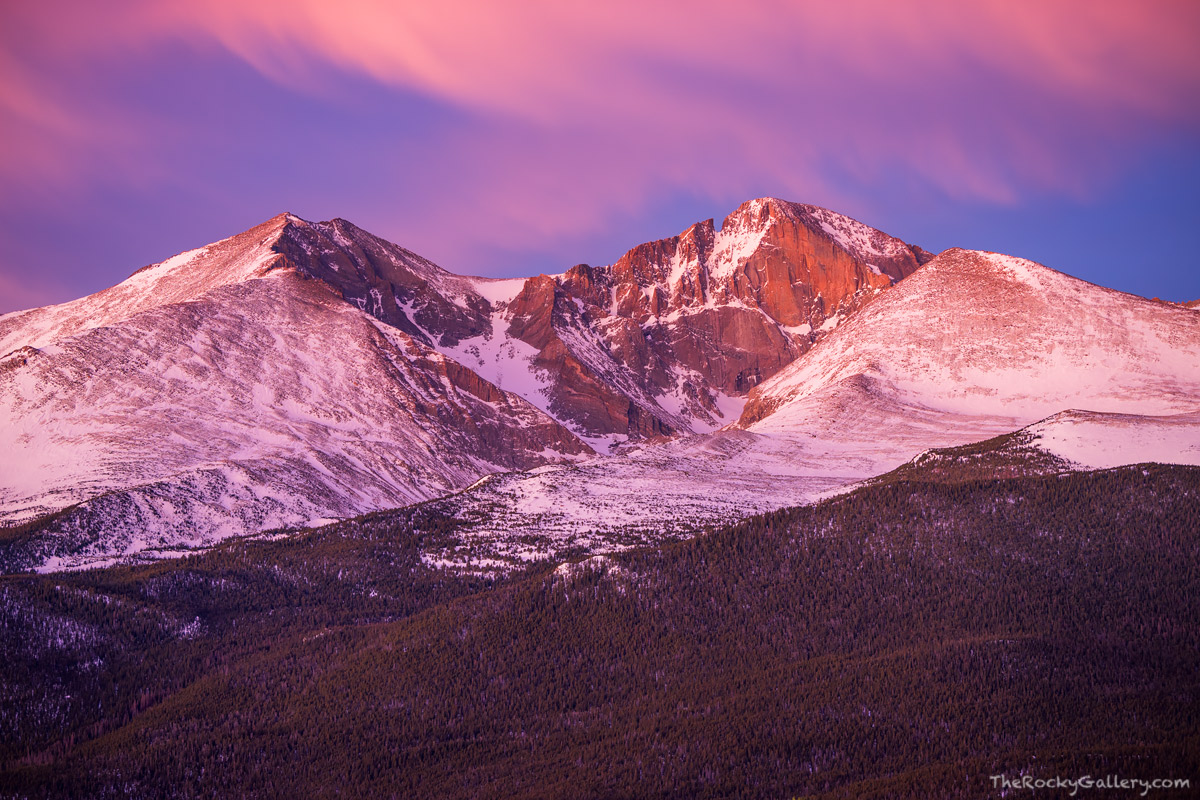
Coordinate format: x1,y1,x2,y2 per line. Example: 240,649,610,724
1,0,1197,297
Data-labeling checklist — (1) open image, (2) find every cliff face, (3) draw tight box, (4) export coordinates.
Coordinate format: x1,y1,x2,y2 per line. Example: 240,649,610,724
271,216,494,347
495,198,929,440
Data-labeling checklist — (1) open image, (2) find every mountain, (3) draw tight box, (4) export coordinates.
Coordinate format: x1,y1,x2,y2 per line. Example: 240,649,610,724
740,248,1200,427
1,201,931,569
399,249,1200,571
0,214,591,569
485,197,930,445
3,207,1198,573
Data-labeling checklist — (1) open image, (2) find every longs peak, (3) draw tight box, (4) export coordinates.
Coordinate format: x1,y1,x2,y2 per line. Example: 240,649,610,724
2,199,934,444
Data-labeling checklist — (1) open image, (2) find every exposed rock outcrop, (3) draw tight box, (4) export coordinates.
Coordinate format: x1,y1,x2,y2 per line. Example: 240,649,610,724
496,198,929,438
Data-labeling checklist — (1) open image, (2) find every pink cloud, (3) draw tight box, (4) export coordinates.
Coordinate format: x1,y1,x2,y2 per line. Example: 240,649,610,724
2,0,1197,276
145,1,1199,125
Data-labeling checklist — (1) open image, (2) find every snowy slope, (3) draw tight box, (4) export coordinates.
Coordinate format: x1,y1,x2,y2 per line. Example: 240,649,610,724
792,204,918,277
1027,410,1200,470
418,385,1022,572
0,212,492,357
743,248,1200,425
0,223,590,570
0,218,287,355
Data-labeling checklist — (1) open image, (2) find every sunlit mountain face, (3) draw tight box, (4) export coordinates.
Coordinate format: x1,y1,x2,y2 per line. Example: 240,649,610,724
3,201,1197,572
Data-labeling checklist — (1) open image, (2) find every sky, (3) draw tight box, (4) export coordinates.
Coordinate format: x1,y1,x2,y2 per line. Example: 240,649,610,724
1,0,1199,314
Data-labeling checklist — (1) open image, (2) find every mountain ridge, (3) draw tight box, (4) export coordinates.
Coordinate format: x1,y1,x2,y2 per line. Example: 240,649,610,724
0,261,590,569
1,199,926,445
739,247,1200,428
3,201,1198,572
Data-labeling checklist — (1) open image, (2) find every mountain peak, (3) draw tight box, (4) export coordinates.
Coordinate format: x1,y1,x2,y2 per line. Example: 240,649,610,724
0,211,479,355
0,215,302,353
718,198,934,283
265,211,303,223
921,248,1109,298
740,243,1200,430
720,196,783,225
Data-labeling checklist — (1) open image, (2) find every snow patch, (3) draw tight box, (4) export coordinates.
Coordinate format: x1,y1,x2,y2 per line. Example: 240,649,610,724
709,213,768,282
1030,411,1200,470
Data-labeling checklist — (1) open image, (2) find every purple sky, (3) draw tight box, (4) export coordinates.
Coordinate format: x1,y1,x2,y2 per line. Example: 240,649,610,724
2,0,1199,314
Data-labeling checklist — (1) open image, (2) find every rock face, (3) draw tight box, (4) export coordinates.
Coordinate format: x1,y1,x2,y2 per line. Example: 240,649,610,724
587,198,928,390
272,216,495,348
470,198,930,443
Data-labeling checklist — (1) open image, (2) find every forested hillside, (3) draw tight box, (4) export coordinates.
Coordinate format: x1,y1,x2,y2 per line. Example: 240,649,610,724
3,465,1198,798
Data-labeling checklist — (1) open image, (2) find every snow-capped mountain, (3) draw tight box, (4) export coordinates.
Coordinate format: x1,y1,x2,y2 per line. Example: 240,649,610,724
0,214,593,568
405,249,1200,571
3,206,1197,573
485,197,930,447
740,248,1200,428
0,201,925,568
